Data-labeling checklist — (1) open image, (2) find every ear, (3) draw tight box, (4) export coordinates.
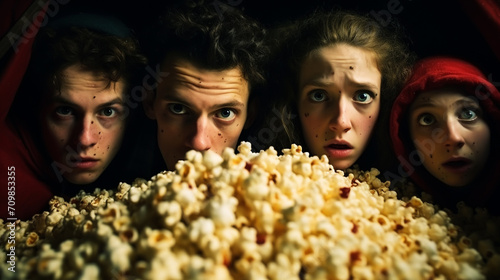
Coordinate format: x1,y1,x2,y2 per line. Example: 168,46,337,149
142,89,157,120
244,97,258,129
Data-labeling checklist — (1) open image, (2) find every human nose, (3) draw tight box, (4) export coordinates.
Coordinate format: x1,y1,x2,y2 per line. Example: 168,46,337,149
443,119,465,149
187,115,212,151
78,115,99,148
328,96,352,133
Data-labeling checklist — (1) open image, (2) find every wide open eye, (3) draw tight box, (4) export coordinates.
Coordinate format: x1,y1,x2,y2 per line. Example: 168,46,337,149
100,107,117,117
353,90,374,104
215,108,236,121
458,108,478,121
417,113,436,126
168,103,188,115
308,90,328,102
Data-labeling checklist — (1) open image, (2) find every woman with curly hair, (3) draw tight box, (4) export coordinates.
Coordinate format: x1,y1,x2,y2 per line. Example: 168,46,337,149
268,9,415,171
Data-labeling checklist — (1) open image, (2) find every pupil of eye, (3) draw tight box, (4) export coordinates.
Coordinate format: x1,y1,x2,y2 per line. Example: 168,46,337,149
417,113,434,126
103,108,114,116
57,107,71,115
220,109,231,118
172,104,184,113
358,93,368,101
423,115,433,124
312,92,324,101
462,109,475,119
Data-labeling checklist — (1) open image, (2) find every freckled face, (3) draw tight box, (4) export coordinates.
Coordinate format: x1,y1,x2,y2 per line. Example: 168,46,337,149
297,44,381,170
409,90,490,187
145,56,249,170
40,64,127,184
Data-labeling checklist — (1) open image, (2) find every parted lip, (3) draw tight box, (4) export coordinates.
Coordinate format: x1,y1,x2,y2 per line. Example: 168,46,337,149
442,157,472,167
324,139,353,149
71,156,99,163
66,155,100,170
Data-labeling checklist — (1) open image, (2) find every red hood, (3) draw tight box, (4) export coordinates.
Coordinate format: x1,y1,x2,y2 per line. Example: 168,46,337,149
390,56,500,207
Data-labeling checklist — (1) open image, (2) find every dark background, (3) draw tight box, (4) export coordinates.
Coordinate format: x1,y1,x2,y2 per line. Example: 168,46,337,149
56,0,500,78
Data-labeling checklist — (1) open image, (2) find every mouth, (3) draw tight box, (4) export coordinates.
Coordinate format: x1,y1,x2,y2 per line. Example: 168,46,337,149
70,157,99,169
324,141,354,158
325,140,353,150
71,157,98,162
442,157,472,171
327,144,353,150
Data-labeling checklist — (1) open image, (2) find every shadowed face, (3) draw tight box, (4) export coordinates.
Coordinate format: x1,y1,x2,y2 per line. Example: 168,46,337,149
409,90,490,187
40,64,127,184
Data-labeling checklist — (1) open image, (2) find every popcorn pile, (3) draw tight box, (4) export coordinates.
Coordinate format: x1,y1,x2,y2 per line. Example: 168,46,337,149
1,142,500,279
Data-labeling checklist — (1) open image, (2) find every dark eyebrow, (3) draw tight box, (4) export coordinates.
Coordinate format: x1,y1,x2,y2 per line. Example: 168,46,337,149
212,101,245,110
50,96,125,108
346,80,380,92
161,92,245,110
452,99,480,109
50,95,74,105
412,98,480,111
97,98,126,108
302,80,329,88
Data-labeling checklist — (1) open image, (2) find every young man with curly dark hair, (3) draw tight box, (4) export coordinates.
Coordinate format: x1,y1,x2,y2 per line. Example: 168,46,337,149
2,12,147,219
142,1,270,170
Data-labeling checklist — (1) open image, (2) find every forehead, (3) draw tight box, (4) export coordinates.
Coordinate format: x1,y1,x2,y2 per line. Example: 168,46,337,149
299,44,381,90
53,64,125,98
410,90,477,110
158,56,250,105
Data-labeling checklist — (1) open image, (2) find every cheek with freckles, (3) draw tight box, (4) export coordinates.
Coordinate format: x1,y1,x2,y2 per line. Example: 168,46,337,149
356,115,375,138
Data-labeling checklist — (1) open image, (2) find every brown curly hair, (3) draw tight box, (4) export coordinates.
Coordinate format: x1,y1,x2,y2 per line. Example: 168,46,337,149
31,26,147,94
144,0,270,91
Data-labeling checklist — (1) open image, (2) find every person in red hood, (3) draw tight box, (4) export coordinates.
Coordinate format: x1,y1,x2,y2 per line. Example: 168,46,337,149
0,0,53,221
390,56,500,214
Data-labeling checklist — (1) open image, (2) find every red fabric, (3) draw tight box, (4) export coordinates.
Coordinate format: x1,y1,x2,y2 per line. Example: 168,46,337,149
0,1,55,221
0,0,34,38
460,0,500,62
390,56,500,212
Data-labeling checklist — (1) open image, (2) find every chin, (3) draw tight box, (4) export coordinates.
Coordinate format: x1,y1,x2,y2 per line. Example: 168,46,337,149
439,175,472,188
440,179,470,188
330,160,354,171
64,174,99,185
